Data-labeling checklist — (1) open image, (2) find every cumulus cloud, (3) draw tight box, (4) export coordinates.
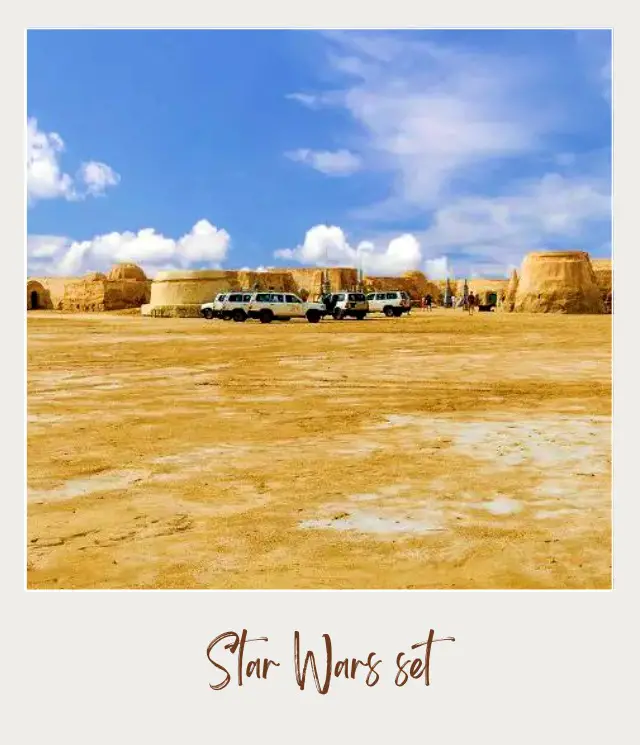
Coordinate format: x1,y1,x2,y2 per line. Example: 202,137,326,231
285,148,362,176
27,118,120,205
27,119,75,203
79,161,121,196
27,219,230,277
273,164,610,280
275,224,424,276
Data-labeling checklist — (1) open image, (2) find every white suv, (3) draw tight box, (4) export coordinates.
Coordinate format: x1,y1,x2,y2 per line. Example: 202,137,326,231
201,291,258,321
322,291,369,320
365,291,411,317
201,293,230,320
216,292,326,324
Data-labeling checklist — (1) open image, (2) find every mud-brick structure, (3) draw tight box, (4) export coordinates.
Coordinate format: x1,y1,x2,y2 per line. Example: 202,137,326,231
283,267,358,300
513,251,604,314
364,270,442,303
455,278,510,306
590,258,613,313
27,263,151,312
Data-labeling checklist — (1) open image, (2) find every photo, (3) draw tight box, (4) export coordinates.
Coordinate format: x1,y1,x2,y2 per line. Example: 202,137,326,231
26,29,612,590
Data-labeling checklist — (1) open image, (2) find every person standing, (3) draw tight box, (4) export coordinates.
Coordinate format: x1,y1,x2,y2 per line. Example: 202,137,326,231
468,292,476,315
425,293,432,311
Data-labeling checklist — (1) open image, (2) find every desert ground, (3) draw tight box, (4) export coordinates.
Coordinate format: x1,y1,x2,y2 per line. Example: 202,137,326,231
27,308,611,589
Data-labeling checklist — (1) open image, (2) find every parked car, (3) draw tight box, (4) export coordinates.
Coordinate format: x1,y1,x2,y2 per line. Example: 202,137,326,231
322,291,369,320
214,291,254,321
211,291,326,324
200,293,228,320
365,291,412,317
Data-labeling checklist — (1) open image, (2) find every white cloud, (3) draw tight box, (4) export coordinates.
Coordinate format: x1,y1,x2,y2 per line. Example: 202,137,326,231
285,92,323,108
27,119,75,203
289,33,551,214
424,257,451,280
422,172,610,263
285,148,362,176
27,118,120,205
275,224,423,276
79,161,121,196
28,219,230,277
272,169,610,282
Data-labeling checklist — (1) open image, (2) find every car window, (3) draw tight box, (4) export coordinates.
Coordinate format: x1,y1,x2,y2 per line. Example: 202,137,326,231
366,294,375,300
242,294,252,301
272,294,284,303
376,293,386,300
256,293,271,302
228,294,242,302
349,293,365,301
285,294,301,303
386,293,397,299
337,294,346,301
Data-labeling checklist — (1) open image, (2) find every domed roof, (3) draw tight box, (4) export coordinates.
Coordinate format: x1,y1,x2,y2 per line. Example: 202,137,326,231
107,263,147,281
84,271,107,281
403,270,427,278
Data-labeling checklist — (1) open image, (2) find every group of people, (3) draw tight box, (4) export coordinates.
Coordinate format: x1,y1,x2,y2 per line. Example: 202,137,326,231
421,292,478,314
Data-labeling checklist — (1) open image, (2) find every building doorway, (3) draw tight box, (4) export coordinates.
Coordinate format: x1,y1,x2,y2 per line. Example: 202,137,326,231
27,281,49,310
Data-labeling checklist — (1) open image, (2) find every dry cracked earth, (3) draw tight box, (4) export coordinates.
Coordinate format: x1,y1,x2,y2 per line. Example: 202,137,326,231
27,308,611,589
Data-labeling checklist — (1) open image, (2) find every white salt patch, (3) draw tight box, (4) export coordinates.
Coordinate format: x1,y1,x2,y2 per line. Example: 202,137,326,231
538,482,570,497
373,414,424,430
481,497,522,516
300,510,443,536
29,469,149,502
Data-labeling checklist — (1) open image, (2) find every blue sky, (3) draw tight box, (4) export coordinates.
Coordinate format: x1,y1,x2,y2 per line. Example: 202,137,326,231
27,29,611,279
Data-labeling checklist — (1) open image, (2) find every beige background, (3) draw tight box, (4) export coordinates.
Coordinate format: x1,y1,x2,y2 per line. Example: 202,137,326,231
9,2,637,743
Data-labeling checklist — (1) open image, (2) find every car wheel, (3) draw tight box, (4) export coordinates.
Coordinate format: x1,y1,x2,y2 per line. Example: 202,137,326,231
355,312,366,320
383,306,395,317
232,309,247,322
202,308,214,320
259,309,274,324
393,308,403,317
306,310,321,323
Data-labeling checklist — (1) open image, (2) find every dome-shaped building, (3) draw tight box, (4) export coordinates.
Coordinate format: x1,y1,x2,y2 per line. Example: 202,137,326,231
513,251,603,314
107,263,148,282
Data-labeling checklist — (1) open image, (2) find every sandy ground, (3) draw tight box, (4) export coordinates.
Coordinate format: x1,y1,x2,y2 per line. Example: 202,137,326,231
27,308,611,589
